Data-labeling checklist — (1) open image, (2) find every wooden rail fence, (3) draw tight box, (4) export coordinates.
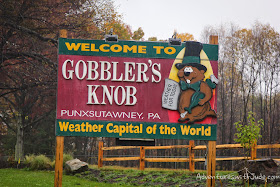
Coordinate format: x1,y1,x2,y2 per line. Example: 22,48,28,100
98,141,280,171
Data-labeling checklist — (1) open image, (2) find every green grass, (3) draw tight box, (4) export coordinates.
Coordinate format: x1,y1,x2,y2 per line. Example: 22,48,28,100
0,168,133,187
87,166,208,187
88,165,280,187
1,166,278,187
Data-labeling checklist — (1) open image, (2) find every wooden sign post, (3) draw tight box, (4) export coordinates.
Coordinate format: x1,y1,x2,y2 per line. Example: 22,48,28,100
54,30,67,187
54,136,64,187
207,35,218,187
207,141,216,187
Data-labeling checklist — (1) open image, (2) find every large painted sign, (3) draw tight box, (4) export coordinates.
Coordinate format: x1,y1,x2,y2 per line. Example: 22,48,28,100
56,38,218,140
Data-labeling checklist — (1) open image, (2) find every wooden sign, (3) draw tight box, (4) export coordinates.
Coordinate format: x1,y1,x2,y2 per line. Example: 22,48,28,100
56,38,218,140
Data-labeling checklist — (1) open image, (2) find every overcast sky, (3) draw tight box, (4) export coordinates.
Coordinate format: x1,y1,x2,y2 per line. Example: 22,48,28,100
113,0,280,41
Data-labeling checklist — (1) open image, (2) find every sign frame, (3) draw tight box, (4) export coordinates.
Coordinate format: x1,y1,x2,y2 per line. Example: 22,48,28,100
56,37,218,141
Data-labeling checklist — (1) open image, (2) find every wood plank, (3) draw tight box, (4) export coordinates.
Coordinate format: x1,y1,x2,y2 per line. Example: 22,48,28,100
207,140,216,187
194,144,243,150
98,141,104,168
140,146,145,171
103,157,251,162
59,29,67,38
256,144,280,149
54,136,64,187
102,145,190,151
193,145,207,150
103,157,140,161
193,158,206,162
216,144,243,149
189,140,195,172
193,157,249,162
102,146,140,151
210,35,218,45
251,142,257,160
144,145,190,150
102,156,252,162
145,158,190,162
216,157,248,161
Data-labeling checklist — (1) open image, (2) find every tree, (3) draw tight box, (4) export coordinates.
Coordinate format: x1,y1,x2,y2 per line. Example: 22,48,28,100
0,0,121,160
201,22,280,144
176,32,195,41
148,37,157,41
104,20,133,40
234,111,263,157
132,27,144,40
249,23,280,149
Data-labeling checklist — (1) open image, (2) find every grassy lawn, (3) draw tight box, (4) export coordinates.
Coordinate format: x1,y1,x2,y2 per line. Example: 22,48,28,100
1,167,278,187
0,168,131,187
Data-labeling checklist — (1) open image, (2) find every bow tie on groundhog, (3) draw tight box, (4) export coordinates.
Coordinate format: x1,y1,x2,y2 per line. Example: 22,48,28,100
179,80,201,91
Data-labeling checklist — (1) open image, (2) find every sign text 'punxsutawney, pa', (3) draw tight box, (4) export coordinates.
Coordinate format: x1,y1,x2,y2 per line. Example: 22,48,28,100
56,38,219,140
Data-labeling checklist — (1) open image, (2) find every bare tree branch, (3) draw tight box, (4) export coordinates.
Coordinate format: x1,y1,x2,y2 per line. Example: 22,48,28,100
0,115,16,133
4,22,58,45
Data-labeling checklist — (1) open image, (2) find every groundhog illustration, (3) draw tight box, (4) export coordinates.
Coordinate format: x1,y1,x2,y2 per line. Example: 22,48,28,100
175,63,217,123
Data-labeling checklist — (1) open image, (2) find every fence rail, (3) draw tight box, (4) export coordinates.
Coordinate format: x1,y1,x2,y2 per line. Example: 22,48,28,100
98,141,280,171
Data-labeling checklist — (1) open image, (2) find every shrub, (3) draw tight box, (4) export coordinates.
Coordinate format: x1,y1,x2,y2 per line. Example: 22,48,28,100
29,155,51,170
50,160,56,169
24,154,35,165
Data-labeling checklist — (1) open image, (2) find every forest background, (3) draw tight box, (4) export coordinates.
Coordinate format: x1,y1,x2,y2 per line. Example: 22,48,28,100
0,0,279,170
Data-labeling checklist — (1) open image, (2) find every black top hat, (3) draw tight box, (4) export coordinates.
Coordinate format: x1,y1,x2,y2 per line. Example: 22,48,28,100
175,41,207,72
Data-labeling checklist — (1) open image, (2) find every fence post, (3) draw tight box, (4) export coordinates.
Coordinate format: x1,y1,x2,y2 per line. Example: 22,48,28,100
189,140,195,172
207,141,216,187
251,141,257,160
140,146,145,170
98,141,104,168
